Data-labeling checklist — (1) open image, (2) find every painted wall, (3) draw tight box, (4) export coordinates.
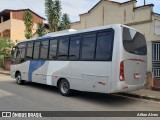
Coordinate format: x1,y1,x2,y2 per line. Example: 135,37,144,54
10,19,37,41
0,20,11,36
12,11,43,23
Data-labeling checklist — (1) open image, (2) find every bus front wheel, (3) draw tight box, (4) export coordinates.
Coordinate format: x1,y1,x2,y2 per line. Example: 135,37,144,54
59,79,71,96
16,73,25,85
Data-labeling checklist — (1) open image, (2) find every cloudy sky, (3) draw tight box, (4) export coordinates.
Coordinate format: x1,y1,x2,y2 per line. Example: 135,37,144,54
0,0,160,22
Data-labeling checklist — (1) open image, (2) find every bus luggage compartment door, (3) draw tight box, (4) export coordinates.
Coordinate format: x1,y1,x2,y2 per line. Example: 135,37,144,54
82,74,108,93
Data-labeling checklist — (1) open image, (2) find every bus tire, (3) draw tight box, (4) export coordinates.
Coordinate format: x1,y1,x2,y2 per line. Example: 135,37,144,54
16,73,25,85
59,79,71,96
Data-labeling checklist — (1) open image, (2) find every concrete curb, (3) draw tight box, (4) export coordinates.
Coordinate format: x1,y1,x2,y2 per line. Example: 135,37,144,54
118,92,160,102
0,71,10,75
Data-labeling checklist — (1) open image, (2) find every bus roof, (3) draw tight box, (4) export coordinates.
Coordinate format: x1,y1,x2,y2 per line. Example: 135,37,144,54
19,24,139,43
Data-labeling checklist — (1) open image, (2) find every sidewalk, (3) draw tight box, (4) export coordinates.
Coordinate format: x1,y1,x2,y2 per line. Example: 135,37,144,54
121,89,160,102
0,69,10,75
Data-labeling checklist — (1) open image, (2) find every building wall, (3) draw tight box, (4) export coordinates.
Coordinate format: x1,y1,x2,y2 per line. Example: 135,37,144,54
0,20,11,37
151,14,160,41
12,11,43,23
10,19,37,41
0,10,44,41
10,11,44,41
71,1,152,30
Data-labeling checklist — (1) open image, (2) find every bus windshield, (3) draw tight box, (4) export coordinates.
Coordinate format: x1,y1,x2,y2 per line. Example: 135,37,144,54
123,27,147,55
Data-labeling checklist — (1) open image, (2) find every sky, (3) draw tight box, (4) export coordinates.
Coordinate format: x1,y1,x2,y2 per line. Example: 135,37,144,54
0,0,160,22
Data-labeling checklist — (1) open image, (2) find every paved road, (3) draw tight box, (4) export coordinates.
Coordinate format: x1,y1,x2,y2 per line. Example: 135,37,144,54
0,74,160,120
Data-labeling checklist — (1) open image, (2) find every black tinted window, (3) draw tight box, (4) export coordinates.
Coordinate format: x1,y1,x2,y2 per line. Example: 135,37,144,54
20,48,26,58
40,40,49,59
123,27,147,55
16,43,26,59
33,42,40,59
81,33,96,60
49,39,57,59
96,32,113,60
16,48,25,58
69,36,80,60
26,42,33,59
16,49,21,58
58,37,69,60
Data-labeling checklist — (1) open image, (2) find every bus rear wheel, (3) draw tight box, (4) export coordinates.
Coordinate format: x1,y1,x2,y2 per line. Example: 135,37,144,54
16,73,25,85
59,79,71,96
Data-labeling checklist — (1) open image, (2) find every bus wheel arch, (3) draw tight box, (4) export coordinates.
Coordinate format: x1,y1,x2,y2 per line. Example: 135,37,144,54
15,71,21,78
57,78,72,96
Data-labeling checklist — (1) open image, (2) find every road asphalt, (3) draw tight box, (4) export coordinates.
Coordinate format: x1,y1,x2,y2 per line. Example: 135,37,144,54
0,74,160,120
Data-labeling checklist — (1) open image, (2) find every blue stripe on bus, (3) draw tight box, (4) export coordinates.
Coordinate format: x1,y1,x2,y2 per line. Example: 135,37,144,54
28,60,45,81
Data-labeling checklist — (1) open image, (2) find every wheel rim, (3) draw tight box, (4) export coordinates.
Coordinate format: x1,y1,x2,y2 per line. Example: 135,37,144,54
17,75,21,83
61,82,69,94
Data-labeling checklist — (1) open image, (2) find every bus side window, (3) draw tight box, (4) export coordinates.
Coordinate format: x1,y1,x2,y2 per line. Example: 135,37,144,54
26,42,33,59
81,33,96,60
49,39,57,60
57,37,69,60
40,40,49,59
16,43,26,59
16,49,21,58
95,31,113,61
69,36,80,60
14,48,18,58
33,41,40,59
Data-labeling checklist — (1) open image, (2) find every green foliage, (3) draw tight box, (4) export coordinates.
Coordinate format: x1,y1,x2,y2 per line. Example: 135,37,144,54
0,55,3,68
23,11,34,39
45,0,62,32
45,0,54,32
59,13,70,31
0,60,3,68
36,23,46,37
0,38,15,57
54,0,62,31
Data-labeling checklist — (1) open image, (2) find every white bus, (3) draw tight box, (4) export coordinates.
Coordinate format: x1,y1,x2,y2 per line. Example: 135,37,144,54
10,24,147,96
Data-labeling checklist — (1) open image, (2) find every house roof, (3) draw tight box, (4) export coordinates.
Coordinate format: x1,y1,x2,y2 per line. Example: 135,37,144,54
134,4,154,10
71,0,157,24
80,0,137,16
0,9,46,20
152,12,160,17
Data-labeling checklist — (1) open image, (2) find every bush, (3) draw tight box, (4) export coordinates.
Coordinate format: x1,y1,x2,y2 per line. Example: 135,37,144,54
0,37,15,57
0,60,3,68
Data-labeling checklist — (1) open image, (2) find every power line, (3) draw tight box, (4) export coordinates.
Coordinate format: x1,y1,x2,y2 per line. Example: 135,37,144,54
22,0,35,11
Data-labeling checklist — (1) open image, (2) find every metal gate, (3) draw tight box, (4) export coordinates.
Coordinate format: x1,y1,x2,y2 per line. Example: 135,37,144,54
152,42,160,79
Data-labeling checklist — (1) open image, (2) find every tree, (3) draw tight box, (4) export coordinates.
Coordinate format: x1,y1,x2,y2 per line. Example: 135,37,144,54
45,0,61,32
53,0,62,32
23,11,34,39
36,23,46,37
59,13,70,30
45,0,55,32
0,38,15,57
0,38,17,68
